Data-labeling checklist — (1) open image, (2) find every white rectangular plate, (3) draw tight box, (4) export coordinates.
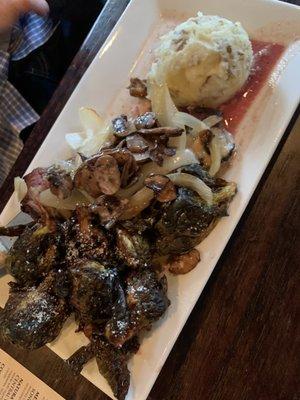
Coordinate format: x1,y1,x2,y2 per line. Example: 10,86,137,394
1,0,300,399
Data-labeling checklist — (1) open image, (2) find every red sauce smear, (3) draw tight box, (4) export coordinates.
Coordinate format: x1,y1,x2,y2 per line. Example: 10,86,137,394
220,40,285,133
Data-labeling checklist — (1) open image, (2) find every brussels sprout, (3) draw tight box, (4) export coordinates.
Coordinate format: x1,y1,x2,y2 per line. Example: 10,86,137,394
155,184,236,255
0,275,68,350
6,225,59,285
70,261,119,324
105,268,170,348
116,227,152,268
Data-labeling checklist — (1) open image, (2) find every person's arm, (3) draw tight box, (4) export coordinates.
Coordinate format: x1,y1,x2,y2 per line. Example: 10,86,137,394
0,0,49,33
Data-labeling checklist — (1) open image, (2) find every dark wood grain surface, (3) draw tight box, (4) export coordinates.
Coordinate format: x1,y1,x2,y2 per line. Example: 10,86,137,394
0,1,299,400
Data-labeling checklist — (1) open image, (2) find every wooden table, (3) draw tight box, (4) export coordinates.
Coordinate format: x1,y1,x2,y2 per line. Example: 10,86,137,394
0,1,299,399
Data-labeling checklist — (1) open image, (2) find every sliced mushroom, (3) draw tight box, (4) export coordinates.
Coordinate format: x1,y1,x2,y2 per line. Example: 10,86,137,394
101,149,139,188
102,148,136,167
148,141,176,166
192,130,212,169
145,174,177,203
120,157,136,188
128,77,147,98
137,127,183,138
74,155,121,197
187,106,223,121
126,134,149,153
46,166,74,200
134,112,157,130
112,115,129,138
132,152,151,164
166,249,201,275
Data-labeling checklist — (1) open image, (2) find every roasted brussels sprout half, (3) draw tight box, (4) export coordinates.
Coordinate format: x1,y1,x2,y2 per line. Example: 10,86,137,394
0,276,68,350
105,269,170,347
5,225,59,285
126,268,170,326
155,185,236,255
70,261,119,324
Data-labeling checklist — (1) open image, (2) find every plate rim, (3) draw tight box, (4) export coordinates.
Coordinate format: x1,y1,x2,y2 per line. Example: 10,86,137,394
0,1,300,399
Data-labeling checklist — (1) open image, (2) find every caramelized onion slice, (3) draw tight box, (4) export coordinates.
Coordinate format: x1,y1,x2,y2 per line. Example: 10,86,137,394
119,149,198,198
39,189,90,210
65,108,112,157
148,66,208,135
208,135,222,177
202,115,223,128
119,187,154,220
14,177,28,202
167,173,213,205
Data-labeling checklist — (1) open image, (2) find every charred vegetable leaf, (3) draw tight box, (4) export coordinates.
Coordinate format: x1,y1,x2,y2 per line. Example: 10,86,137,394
95,338,130,400
116,228,152,268
6,225,59,285
0,222,35,237
70,261,119,324
105,269,170,348
67,343,95,375
67,335,139,376
0,277,68,350
155,187,229,255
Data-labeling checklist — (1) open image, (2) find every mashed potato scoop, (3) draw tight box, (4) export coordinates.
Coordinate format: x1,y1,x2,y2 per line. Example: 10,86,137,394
151,12,253,108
